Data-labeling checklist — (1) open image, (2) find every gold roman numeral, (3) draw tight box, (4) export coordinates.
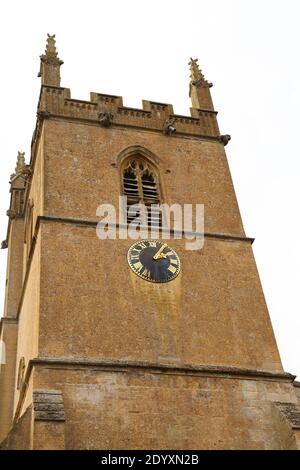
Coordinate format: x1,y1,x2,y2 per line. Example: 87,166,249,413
143,268,151,279
134,261,143,273
138,242,147,249
168,265,177,274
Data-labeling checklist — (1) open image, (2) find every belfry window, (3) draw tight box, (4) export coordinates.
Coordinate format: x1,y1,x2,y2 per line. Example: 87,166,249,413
122,157,161,228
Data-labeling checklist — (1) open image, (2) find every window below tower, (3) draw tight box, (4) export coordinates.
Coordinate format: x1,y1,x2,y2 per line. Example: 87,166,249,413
122,156,162,228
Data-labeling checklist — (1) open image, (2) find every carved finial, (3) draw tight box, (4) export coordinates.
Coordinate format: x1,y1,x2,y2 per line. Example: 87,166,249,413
41,34,63,65
189,58,212,97
15,151,26,174
10,151,26,180
188,58,214,111
38,34,63,86
45,34,58,58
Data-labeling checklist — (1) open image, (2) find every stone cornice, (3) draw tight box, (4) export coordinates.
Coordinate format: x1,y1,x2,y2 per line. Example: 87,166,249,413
0,317,18,324
31,356,295,383
38,215,254,244
34,111,222,142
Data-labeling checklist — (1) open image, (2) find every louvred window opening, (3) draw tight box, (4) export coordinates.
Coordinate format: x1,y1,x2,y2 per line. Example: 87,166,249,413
123,158,162,228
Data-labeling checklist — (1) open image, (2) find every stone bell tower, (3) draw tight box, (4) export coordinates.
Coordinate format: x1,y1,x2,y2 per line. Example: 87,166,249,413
0,35,300,450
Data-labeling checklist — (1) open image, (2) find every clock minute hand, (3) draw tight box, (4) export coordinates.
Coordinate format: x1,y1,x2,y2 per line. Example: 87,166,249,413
153,243,167,260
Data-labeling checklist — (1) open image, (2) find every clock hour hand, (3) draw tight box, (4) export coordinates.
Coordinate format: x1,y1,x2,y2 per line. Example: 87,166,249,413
153,243,167,260
155,251,173,259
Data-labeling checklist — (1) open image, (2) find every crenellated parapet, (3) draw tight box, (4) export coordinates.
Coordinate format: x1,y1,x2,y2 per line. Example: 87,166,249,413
35,85,221,141
33,35,227,146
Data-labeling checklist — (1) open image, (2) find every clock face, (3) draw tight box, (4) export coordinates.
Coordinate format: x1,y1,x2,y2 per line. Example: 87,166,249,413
127,240,181,283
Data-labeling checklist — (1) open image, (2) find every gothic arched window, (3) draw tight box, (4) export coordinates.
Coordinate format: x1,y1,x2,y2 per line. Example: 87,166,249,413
122,156,162,228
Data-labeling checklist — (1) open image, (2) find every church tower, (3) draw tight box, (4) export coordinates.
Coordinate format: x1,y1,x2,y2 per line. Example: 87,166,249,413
0,35,300,450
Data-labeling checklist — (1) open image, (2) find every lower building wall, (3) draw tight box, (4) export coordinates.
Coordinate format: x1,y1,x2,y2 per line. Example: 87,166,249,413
33,420,65,450
27,364,298,450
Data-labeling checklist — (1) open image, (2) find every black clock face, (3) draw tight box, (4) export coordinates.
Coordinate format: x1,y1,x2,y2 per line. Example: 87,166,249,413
127,240,181,283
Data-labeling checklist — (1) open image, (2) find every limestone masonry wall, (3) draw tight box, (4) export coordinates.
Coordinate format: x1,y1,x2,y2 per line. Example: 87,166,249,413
37,222,281,372
39,119,243,236
33,366,297,450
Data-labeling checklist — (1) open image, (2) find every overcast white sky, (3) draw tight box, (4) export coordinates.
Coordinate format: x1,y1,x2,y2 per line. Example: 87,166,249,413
0,0,299,378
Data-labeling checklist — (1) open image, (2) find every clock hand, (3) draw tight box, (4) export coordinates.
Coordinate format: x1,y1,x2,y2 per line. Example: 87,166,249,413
153,243,167,260
155,251,173,260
